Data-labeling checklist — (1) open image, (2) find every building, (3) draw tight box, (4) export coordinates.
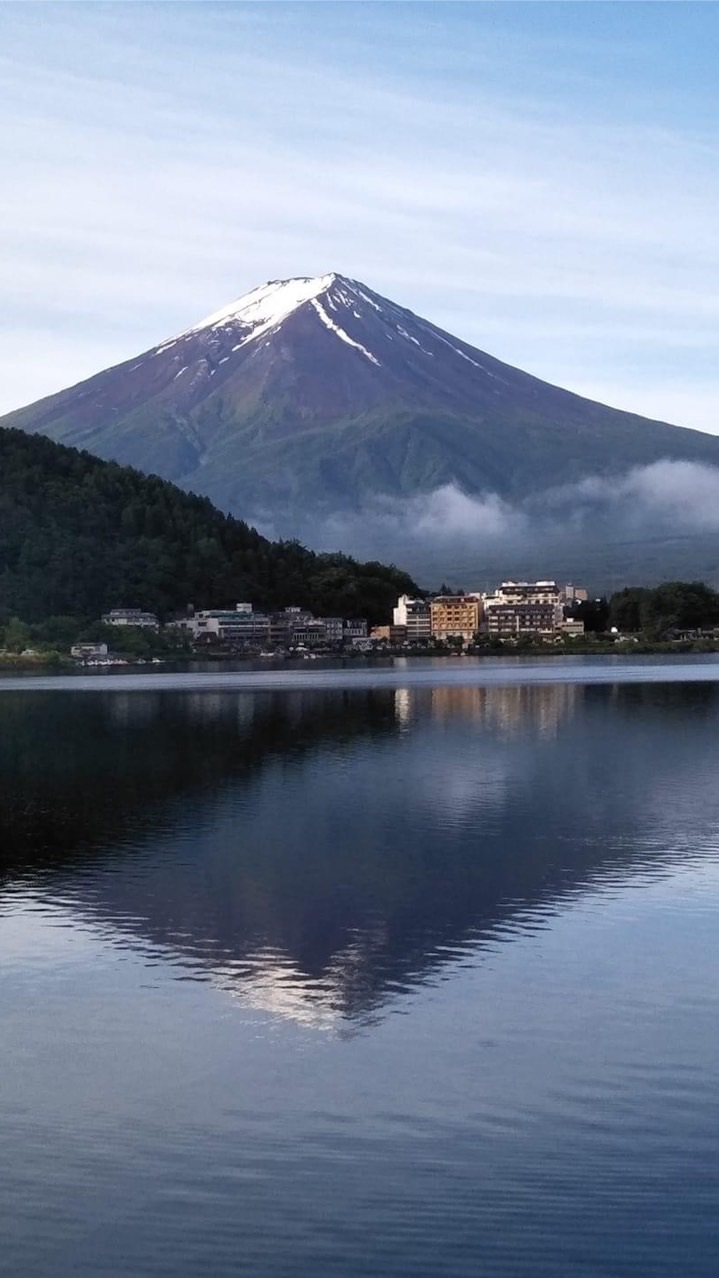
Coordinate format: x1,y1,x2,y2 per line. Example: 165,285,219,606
430,595,482,643
174,605,365,649
102,608,159,630
70,642,109,659
557,618,585,639
493,581,563,607
268,614,294,647
175,604,270,646
393,595,431,641
563,584,589,604
266,608,311,647
266,610,344,648
481,581,565,641
291,621,327,647
483,601,558,640
387,580,588,646
343,618,368,642
323,617,345,644
370,624,409,644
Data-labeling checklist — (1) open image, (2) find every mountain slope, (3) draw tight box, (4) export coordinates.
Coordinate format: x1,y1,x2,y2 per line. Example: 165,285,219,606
6,273,719,533
0,427,417,623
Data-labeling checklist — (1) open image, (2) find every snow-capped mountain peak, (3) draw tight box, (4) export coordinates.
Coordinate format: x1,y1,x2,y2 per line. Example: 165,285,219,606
186,273,340,337
165,272,393,367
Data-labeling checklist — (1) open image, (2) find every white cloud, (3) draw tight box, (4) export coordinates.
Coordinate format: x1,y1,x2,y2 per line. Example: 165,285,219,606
404,486,525,539
566,460,719,533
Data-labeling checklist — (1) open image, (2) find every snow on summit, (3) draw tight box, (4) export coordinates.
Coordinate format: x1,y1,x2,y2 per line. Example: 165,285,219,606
187,274,340,337
153,272,499,376
168,273,392,366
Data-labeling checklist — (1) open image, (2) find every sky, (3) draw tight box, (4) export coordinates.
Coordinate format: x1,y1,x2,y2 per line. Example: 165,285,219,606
1,1,718,432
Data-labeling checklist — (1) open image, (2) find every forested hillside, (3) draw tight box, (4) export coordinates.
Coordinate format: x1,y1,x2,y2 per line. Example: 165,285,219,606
0,428,418,624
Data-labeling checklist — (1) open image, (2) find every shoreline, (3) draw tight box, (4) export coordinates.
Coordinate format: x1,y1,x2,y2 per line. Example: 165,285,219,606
1,650,719,694
3,639,719,677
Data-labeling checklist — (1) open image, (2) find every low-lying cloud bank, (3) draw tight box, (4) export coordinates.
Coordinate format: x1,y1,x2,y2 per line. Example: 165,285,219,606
312,459,719,543
542,460,719,535
251,460,719,590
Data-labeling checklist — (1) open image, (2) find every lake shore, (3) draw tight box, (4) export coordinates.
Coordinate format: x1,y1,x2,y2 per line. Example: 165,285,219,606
2,640,719,680
1,651,719,694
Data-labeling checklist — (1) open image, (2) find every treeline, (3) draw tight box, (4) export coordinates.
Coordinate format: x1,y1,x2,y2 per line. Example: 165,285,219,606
573,581,719,636
0,428,417,627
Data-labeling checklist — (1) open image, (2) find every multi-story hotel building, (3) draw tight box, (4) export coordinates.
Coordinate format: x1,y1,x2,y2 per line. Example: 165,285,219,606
429,595,482,643
483,601,558,639
482,581,585,639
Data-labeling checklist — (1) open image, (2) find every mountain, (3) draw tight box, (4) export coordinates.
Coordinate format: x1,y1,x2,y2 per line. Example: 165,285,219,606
0,427,417,624
7,272,719,516
5,272,719,585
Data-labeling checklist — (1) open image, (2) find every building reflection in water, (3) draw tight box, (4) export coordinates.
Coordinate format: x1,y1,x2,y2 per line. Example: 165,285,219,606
395,682,579,739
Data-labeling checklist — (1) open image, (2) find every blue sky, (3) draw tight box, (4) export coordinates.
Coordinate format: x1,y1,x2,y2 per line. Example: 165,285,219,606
2,1,718,431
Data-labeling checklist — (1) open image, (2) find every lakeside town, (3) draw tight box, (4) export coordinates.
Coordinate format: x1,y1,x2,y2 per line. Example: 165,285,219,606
6,577,719,668
69,580,592,662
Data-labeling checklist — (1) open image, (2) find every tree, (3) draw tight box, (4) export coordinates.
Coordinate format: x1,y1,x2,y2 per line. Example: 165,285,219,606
644,581,719,635
2,617,31,652
609,582,719,637
572,597,609,633
609,588,647,633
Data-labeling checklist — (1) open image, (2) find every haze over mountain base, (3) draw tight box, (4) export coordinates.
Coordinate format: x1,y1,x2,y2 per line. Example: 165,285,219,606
250,459,719,592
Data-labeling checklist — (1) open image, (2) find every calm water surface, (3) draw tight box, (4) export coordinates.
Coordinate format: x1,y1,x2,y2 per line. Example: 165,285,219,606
2,659,719,1276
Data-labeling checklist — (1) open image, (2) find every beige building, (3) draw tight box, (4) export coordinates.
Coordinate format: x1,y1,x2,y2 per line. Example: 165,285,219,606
430,595,482,643
370,624,408,644
557,618,585,638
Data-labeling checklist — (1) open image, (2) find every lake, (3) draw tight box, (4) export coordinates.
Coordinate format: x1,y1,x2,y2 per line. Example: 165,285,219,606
2,658,719,1277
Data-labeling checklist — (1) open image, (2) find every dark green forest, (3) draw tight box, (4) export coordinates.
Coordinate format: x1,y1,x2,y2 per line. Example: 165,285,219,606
607,581,719,636
0,428,418,626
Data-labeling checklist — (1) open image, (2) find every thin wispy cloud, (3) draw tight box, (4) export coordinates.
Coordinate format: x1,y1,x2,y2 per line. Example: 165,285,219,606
1,3,718,429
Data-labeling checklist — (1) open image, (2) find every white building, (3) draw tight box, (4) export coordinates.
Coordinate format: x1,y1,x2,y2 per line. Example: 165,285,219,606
71,642,109,658
102,608,159,631
481,582,562,639
492,581,562,607
175,604,270,645
393,595,432,641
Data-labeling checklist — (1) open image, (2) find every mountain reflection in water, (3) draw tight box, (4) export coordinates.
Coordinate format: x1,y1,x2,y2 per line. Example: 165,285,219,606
2,679,719,1030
